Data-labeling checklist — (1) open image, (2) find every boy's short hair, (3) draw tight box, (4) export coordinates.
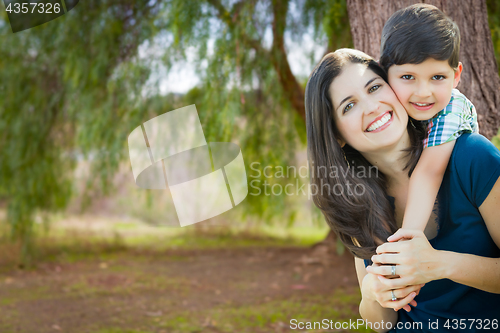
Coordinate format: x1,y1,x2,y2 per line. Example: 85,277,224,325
379,4,460,71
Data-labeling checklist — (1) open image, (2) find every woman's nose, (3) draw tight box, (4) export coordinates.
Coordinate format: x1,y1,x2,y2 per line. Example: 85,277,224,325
363,98,380,115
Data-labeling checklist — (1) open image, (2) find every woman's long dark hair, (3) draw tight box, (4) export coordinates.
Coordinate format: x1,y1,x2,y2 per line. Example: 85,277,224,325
305,49,425,259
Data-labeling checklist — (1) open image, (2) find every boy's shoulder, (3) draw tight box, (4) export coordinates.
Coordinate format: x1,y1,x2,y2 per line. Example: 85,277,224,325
450,89,469,102
443,89,474,115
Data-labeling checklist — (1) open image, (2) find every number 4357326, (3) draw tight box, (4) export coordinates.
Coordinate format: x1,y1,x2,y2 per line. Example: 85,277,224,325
444,319,498,330
6,2,62,14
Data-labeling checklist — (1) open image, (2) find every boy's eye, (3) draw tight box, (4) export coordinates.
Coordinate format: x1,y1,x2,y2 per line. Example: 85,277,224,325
401,75,414,80
369,84,381,93
432,75,446,80
343,102,354,113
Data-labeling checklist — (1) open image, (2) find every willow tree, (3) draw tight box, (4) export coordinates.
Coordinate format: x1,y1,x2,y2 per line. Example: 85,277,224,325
0,0,353,262
154,0,353,225
0,0,164,264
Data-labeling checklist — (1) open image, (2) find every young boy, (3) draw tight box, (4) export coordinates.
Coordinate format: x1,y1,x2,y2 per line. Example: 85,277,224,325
379,4,479,234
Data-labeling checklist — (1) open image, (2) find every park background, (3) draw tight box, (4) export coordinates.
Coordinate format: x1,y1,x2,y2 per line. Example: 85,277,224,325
1,0,500,332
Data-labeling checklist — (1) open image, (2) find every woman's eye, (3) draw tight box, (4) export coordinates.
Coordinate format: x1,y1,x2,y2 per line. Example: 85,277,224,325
432,75,446,80
369,84,381,93
401,75,414,80
343,102,354,113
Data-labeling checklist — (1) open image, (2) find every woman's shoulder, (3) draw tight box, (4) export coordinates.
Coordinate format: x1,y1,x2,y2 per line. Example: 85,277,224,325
450,133,500,206
452,133,500,164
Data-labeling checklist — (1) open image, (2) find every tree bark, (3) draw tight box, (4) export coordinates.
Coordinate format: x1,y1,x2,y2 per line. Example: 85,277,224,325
271,0,306,122
347,0,500,139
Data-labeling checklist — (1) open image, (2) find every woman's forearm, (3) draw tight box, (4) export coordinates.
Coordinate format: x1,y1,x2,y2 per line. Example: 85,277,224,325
356,259,402,332
438,250,500,294
359,298,398,333
374,230,500,294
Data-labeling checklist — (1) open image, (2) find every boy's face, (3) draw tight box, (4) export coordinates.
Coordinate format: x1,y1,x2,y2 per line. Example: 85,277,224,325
387,58,462,121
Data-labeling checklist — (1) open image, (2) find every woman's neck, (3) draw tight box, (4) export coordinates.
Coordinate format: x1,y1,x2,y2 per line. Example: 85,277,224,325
361,130,412,188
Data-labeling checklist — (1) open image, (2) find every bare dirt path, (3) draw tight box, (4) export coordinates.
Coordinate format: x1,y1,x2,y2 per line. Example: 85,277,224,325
0,246,361,333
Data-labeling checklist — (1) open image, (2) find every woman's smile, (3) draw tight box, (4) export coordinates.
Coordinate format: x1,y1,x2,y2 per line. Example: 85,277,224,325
366,111,393,132
330,63,408,153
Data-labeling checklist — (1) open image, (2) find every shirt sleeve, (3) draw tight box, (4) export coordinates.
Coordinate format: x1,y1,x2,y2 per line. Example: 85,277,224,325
452,134,500,208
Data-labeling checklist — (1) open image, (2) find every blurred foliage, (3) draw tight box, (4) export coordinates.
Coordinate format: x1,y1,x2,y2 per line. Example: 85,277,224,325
487,0,500,74
0,0,163,263
0,0,352,263
156,0,352,224
492,128,500,151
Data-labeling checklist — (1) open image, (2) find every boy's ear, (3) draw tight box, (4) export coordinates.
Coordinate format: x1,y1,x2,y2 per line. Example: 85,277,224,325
453,62,463,88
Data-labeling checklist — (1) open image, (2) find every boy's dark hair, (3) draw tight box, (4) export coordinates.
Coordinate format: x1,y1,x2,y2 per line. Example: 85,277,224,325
379,4,460,72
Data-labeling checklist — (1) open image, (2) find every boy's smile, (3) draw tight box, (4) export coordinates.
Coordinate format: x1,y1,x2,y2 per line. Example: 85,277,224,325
387,58,462,121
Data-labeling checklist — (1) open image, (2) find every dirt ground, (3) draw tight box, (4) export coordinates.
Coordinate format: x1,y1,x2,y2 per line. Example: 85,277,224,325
0,244,361,333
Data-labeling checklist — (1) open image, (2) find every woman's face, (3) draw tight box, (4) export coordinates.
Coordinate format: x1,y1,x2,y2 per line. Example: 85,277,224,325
329,63,409,154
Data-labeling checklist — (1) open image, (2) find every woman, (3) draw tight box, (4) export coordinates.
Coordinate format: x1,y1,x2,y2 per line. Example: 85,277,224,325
305,48,500,332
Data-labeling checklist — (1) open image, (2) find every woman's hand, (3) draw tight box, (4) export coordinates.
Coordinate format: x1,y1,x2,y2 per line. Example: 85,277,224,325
369,229,444,288
362,266,422,312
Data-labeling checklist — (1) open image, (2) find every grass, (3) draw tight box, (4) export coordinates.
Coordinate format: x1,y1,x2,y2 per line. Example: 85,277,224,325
146,290,371,333
0,212,331,268
76,290,367,333
0,214,363,333
0,285,52,306
93,330,155,333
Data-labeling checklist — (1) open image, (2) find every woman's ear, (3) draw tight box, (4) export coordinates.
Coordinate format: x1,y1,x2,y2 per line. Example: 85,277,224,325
453,62,463,88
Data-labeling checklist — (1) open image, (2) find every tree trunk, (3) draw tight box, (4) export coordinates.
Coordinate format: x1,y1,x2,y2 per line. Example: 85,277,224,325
347,0,500,139
321,0,500,253
271,0,306,122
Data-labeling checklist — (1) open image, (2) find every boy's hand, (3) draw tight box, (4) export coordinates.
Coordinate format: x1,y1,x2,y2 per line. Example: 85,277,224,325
387,228,414,242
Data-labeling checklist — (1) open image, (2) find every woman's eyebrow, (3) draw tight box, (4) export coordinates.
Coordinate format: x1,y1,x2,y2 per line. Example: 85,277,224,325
336,76,379,112
364,77,378,88
336,95,353,112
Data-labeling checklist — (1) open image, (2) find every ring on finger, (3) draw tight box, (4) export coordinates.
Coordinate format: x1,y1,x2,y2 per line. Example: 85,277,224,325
391,265,396,276
391,290,397,301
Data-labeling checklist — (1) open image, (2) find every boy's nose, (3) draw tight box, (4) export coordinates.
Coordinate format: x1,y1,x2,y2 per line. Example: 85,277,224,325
414,83,432,98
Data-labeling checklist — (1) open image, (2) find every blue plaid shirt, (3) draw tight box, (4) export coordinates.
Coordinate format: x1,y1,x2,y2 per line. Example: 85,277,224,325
422,89,479,148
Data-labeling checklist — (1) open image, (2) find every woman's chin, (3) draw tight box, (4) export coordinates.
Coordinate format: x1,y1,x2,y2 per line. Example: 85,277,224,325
365,124,407,151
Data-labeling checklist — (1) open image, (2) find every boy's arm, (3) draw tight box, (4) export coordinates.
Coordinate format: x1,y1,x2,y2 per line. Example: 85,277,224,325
402,140,456,231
